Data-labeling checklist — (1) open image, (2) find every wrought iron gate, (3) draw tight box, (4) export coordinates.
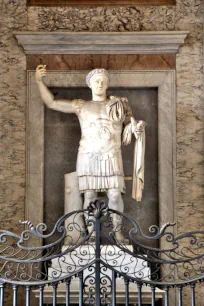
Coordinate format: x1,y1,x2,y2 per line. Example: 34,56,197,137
0,199,203,305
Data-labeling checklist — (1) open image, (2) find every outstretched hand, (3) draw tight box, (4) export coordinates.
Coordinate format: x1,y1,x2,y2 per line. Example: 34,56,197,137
35,65,47,82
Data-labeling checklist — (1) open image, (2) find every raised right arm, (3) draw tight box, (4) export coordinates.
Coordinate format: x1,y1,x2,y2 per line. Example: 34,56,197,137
35,65,76,113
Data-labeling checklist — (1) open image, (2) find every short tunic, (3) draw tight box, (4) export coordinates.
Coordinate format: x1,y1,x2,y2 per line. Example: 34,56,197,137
76,149,125,193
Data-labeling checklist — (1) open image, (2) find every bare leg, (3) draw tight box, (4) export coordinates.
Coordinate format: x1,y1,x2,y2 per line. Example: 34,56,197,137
84,190,97,237
84,190,97,209
107,189,126,243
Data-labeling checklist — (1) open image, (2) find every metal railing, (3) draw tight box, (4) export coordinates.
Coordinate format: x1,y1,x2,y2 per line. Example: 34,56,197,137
0,199,203,305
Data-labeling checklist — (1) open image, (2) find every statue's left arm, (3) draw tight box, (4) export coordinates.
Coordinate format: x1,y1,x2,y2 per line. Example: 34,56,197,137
122,102,146,202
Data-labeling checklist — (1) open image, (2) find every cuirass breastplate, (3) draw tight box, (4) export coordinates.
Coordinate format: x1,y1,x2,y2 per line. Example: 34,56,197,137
78,101,122,153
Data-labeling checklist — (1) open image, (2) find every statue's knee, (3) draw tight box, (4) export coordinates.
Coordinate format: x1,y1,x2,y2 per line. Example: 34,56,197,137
108,190,121,204
84,190,96,201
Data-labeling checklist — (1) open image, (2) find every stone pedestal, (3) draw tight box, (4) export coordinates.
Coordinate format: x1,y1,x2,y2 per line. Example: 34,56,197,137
49,245,149,279
64,172,85,245
34,245,164,304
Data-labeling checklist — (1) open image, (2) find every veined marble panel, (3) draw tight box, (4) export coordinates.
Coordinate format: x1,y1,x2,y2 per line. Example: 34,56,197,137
27,54,176,70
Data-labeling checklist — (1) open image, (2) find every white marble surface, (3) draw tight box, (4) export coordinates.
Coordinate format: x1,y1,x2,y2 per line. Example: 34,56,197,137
44,244,157,304
49,245,150,280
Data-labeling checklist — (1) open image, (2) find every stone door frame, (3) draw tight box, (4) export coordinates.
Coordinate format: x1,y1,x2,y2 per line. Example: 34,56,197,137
26,70,176,233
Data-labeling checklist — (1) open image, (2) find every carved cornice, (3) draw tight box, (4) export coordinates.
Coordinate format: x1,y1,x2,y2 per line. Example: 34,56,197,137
15,31,188,55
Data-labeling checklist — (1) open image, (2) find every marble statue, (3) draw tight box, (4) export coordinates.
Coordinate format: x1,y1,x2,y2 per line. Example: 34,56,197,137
35,65,146,241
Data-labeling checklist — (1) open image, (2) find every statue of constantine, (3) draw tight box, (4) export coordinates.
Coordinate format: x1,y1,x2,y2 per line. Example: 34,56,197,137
35,65,146,240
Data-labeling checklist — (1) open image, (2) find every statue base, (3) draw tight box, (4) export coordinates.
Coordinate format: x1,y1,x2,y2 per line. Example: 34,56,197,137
33,245,164,304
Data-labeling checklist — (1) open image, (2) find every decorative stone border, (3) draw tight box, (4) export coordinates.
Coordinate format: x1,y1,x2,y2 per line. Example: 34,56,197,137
26,70,176,233
16,31,188,54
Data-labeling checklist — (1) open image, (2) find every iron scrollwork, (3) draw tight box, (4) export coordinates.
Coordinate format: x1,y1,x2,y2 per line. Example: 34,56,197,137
0,199,203,305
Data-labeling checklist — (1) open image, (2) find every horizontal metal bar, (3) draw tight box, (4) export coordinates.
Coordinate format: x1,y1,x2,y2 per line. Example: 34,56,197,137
53,283,58,306
66,278,71,306
0,283,4,306
79,272,83,306
13,285,18,306
26,286,30,306
164,287,169,306
137,282,142,306
178,286,183,306
112,271,116,306
151,286,156,306
124,279,129,306
39,285,44,306
191,283,196,306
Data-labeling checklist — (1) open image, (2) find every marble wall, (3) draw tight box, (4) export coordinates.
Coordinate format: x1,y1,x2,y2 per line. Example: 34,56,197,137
1,0,203,305
1,0,27,233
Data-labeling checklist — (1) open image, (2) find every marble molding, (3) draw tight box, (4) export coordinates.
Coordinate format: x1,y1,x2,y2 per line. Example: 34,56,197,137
26,69,176,246
15,31,188,54
27,0,175,6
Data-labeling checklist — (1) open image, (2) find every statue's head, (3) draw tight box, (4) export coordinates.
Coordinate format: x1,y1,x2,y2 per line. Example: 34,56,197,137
86,69,109,97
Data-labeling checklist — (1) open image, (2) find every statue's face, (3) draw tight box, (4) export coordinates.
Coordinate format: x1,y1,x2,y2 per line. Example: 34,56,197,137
90,75,109,97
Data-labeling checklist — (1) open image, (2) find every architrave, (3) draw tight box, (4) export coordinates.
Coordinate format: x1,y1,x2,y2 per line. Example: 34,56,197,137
16,31,188,55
